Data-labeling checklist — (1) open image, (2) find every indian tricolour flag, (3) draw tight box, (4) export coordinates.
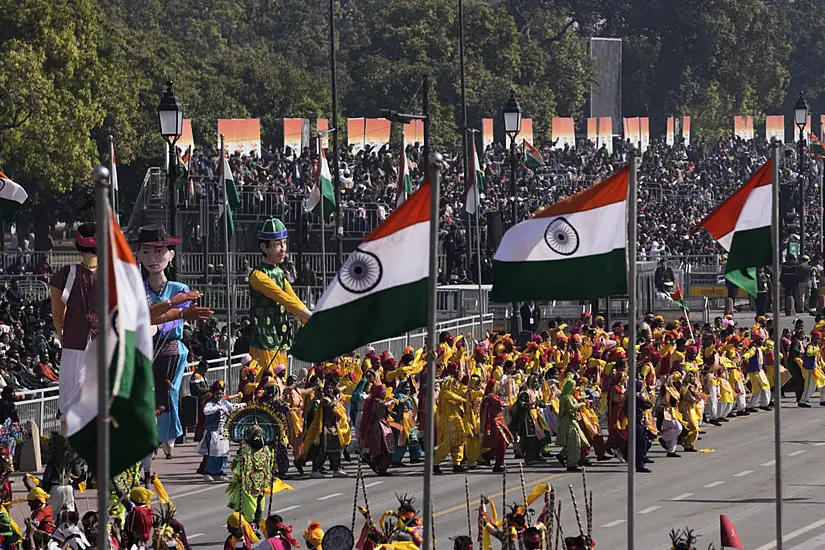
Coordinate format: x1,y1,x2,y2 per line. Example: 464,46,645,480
291,181,430,362
524,140,543,172
67,210,157,475
698,158,772,296
396,146,413,208
308,148,337,217
0,172,28,222
464,140,484,214
491,167,629,302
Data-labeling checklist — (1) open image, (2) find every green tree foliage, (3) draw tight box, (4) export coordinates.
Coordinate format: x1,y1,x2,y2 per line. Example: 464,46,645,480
0,0,813,227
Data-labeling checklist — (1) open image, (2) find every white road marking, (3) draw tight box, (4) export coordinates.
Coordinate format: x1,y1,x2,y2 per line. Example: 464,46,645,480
364,481,383,488
317,492,343,501
703,481,725,488
734,470,754,477
762,460,776,466
638,505,661,515
168,485,224,499
188,534,203,540
753,518,825,550
813,442,825,447
274,505,301,513
671,493,694,501
601,519,626,528
789,449,808,456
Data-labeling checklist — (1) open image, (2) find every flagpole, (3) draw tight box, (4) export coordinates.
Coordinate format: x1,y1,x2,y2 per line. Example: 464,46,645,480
109,135,118,225
423,151,443,550
91,165,111,550
469,130,485,339
221,134,233,362
771,139,784,550
459,0,471,289
627,147,639,550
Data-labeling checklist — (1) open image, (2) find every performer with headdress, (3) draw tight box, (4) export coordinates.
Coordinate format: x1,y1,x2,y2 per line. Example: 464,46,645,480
390,379,422,466
359,384,397,475
227,424,275,525
224,512,258,550
196,381,243,481
557,378,588,472
134,224,213,459
356,493,423,548
479,379,513,473
296,379,351,478
50,223,97,424
248,217,312,377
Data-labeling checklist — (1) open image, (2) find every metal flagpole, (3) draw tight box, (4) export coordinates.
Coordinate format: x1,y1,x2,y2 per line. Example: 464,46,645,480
771,140,783,550
459,0,471,290
320,196,328,289
92,165,111,550
221,134,233,361
423,152,443,550
627,147,639,550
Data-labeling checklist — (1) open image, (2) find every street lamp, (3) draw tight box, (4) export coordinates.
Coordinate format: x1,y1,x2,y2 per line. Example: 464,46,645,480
794,91,808,258
502,89,522,337
156,81,184,276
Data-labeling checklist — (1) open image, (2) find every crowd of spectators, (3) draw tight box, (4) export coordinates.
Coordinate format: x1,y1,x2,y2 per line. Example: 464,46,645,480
179,133,822,284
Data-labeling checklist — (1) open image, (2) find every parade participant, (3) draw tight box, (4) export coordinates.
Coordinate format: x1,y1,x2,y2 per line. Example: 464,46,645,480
254,514,300,550
657,384,683,458
23,488,54,542
50,223,97,421
228,425,275,525
743,334,771,411
197,381,244,481
225,512,258,550
248,218,312,376
302,521,324,549
52,510,90,550
123,487,153,546
557,378,588,472
797,330,824,407
297,379,350,478
348,370,375,461
433,378,468,474
135,223,213,459
510,374,548,465
463,374,485,467
677,373,702,452
360,384,396,475
390,380,422,466
634,380,653,473
605,362,628,455
479,380,512,473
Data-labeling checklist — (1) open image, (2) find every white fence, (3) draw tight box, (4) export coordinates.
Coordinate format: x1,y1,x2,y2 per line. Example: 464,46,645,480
16,314,493,431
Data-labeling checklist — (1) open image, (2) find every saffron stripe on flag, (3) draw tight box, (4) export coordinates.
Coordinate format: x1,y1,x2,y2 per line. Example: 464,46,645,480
534,167,628,218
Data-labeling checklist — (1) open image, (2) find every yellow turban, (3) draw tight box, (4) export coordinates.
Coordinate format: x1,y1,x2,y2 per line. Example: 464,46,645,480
227,512,259,544
26,487,49,503
129,487,153,505
227,512,242,529
303,521,324,547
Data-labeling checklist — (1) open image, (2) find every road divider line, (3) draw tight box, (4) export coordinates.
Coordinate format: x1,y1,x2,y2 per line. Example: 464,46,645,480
168,485,225,499
762,460,776,466
671,493,693,501
753,518,825,550
188,534,203,540
703,481,725,488
734,470,754,477
638,506,661,515
364,481,383,488
275,505,301,513
789,449,808,456
317,493,343,501
602,519,626,528
813,442,825,447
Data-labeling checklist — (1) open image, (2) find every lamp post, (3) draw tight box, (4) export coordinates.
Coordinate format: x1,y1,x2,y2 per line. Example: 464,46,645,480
794,91,809,259
157,81,184,276
503,89,522,337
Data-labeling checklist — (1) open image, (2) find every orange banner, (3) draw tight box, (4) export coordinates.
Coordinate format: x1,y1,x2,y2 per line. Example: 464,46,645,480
521,118,533,146
640,117,650,152
365,118,391,149
482,118,494,150
587,118,598,144
551,117,575,149
765,115,784,143
347,118,366,152
734,116,754,140
666,117,675,146
623,117,640,147
218,119,261,155
683,116,691,144
283,118,304,152
178,119,194,153
317,118,329,149
598,117,613,153
403,119,424,145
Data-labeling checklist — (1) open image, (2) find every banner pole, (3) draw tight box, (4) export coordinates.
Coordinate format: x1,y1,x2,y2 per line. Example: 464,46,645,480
221,134,233,361
92,166,111,550
771,139,784,550
627,148,639,550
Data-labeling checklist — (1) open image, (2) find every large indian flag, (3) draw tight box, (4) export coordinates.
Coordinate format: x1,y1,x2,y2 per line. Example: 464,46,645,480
698,158,772,296
67,211,157,475
0,172,28,222
491,167,629,302
291,182,430,362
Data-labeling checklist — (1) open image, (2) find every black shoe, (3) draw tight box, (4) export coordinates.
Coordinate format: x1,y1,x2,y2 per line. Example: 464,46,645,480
636,467,652,473
760,406,772,411
746,408,759,413
644,458,654,464
737,411,751,416
566,466,582,472
433,465,442,474
658,437,667,450
293,461,305,475
666,452,681,458
492,466,505,473
718,417,730,423
452,465,469,473
556,453,567,467
709,419,722,426
798,403,812,408
683,448,698,452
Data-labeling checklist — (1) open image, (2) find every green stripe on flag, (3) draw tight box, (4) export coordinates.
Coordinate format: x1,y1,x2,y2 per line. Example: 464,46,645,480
725,267,758,298
491,248,627,302
725,226,771,273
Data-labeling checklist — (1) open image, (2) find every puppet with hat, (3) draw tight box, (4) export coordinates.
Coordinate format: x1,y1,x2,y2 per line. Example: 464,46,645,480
248,218,312,379
133,224,213,460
